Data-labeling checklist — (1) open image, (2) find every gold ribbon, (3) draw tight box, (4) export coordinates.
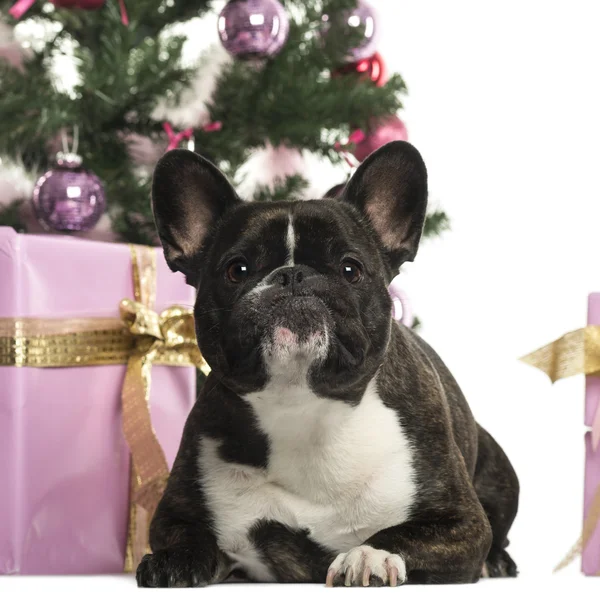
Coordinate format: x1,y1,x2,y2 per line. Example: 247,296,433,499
0,244,210,573
521,327,600,575
520,325,600,382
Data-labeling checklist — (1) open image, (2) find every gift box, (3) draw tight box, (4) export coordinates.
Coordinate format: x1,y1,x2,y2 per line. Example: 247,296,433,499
522,293,600,575
0,227,207,575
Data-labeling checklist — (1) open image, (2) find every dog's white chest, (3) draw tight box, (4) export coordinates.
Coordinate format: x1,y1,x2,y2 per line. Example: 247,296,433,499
198,382,416,582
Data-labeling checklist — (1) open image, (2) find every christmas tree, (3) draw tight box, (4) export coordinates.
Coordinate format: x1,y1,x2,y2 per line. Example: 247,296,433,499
0,0,448,246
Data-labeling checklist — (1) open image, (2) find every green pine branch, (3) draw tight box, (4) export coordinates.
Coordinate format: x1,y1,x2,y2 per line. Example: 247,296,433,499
0,0,446,244
423,209,450,238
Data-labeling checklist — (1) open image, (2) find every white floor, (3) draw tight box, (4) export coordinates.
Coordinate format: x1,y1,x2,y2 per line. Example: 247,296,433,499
0,573,597,600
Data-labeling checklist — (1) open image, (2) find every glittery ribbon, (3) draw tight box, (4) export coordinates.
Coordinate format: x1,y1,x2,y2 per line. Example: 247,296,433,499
163,121,222,152
521,327,600,574
0,244,210,573
521,326,600,449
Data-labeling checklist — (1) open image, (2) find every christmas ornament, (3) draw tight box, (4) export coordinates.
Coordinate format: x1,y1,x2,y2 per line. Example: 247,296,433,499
322,0,378,63
32,130,105,232
351,116,408,163
218,0,289,59
332,52,386,87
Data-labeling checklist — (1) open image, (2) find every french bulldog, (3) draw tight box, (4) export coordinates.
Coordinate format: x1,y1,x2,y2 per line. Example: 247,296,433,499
136,141,519,587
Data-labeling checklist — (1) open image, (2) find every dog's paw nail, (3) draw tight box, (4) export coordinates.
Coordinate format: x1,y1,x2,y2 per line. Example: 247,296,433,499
389,566,399,587
326,545,406,587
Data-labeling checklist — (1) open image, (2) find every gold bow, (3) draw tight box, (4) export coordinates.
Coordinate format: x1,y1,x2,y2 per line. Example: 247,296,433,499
119,299,204,516
0,244,210,574
521,328,600,575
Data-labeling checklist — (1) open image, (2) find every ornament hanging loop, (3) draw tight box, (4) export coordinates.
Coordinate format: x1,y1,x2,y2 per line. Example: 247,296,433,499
58,126,82,168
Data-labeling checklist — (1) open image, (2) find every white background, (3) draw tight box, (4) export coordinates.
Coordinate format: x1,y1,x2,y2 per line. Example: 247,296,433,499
2,0,600,597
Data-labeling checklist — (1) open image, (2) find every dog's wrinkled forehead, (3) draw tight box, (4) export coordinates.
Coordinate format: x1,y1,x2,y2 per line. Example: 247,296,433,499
208,200,376,271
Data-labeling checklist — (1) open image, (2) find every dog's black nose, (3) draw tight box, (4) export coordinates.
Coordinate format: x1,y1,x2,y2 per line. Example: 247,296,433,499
267,265,313,293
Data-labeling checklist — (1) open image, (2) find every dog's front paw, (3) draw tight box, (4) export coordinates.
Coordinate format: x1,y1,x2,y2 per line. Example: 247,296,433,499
136,549,207,588
325,545,406,587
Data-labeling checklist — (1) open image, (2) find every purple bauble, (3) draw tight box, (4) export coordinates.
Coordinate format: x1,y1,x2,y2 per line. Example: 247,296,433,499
323,0,378,63
218,0,289,59
32,153,106,232
352,116,408,163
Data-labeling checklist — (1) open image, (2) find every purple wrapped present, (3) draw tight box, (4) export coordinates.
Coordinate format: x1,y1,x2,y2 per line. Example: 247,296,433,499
0,228,204,575
522,293,600,575
583,294,600,575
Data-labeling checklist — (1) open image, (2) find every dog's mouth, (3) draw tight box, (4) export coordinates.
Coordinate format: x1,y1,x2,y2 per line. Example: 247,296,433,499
264,295,331,360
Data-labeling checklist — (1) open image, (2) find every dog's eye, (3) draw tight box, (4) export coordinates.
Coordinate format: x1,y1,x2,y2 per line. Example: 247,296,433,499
226,261,249,283
341,260,362,284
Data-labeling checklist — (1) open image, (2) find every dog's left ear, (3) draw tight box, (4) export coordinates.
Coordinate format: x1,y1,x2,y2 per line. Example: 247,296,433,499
340,140,428,270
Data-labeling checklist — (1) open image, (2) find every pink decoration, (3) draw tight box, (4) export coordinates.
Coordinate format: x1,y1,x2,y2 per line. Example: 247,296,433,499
118,0,128,26
594,407,600,453
163,122,194,152
163,121,222,152
334,130,365,168
10,0,128,25
332,53,387,87
583,293,600,574
352,115,408,163
0,228,196,574
586,294,600,449
388,274,413,328
218,0,289,60
202,121,223,133
8,0,35,19
322,0,378,64
583,432,600,575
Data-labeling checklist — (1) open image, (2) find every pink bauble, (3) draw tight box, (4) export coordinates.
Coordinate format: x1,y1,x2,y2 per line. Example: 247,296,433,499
332,52,387,87
323,0,378,63
351,115,408,163
218,0,289,59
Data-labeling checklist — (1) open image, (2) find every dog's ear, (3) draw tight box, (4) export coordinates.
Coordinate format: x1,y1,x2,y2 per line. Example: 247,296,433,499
152,149,240,280
340,141,428,270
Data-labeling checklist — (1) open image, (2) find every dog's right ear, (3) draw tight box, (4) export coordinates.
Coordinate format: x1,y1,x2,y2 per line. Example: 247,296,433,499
152,149,241,280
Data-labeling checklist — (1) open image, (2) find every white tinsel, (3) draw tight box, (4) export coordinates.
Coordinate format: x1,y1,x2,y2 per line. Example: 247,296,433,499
0,158,36,209
152,42,231,128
